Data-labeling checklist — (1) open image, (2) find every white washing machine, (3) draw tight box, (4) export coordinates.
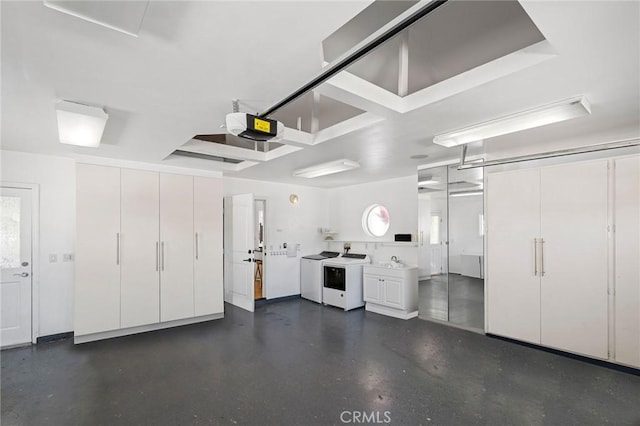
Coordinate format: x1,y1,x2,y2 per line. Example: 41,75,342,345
322,253,371,311
300,251,341,303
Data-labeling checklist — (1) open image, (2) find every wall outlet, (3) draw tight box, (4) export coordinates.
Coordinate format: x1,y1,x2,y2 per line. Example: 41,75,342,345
49,254,57,263
63,253,74,262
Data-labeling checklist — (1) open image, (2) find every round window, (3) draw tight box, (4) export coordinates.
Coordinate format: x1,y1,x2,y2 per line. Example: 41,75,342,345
362,204,390,237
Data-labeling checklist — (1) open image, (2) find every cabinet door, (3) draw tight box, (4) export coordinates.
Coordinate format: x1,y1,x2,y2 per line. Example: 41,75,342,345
160,173,194,321
363,275,381,303
121,169,160,328
75,164,121,335
193,176,223,316
614,156,640,367
383,277,404,309
540,161,609,359
486,169,541,343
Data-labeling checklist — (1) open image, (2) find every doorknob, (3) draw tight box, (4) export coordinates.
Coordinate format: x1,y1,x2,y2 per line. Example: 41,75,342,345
21,262,29,267
13,272,29,277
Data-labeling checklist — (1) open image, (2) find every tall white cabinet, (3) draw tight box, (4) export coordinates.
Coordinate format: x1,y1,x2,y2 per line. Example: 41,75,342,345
75,164,224,343
487,155,639,367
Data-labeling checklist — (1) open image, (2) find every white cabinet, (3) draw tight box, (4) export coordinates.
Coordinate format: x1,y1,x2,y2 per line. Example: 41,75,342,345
75,164,121,336
487,157,638,364
194,176,224,316
614,156,640,368
120,169,160,328
363,265,418,319
75,165,224,343
159,173,194,322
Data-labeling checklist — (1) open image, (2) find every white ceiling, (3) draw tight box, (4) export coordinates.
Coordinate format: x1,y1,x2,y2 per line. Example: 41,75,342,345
2,1,639,188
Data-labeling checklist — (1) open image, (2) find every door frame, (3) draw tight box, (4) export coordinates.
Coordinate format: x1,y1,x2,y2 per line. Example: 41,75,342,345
254,197,268,300
1,182,40,344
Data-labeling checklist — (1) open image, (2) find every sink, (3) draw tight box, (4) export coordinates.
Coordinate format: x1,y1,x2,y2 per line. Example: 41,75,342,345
377,261,403,268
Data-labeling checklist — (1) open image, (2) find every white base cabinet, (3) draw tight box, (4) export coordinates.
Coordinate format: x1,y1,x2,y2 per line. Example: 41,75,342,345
487,155,640,367
363,265,418,320
75,164,224,343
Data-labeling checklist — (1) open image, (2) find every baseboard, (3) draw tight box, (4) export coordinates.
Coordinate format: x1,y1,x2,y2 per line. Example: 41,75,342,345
74,313,224,344
365,303,418,320
487,334,640,376
37,332,74,344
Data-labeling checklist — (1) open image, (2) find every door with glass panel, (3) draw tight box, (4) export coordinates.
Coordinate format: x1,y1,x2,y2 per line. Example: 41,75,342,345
1,187,33,347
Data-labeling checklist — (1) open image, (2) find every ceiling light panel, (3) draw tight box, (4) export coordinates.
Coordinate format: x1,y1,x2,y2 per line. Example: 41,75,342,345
433,96,591,147
55,100,108,147
44,0,150,37
294,159,360,179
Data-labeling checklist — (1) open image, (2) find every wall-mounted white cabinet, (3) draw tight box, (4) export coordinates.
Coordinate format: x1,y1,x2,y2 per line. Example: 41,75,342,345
487,155,639,367
75,164,224,343
363,265,418,320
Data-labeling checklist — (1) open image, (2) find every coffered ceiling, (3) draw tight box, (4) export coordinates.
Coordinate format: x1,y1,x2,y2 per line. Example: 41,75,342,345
2,1,639,188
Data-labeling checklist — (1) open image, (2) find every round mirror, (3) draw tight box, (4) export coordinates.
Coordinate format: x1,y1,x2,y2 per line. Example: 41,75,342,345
362,204,390,237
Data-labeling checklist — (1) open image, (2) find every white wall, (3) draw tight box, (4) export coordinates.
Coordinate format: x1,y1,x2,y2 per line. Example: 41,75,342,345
223,177,330,299
1,150,76,336
327,175,418,265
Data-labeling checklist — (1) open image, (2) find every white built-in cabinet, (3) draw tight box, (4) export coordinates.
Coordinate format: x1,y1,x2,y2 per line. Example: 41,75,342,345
613,156,640,368
487,156,640,367
363,265,418,320
75,164,223,343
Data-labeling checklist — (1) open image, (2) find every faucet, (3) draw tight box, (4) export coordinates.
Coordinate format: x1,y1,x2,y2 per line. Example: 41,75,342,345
391,256,399,263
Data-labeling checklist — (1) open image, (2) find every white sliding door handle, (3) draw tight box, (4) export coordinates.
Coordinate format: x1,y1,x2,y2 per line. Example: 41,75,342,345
155,242,159,271
116,233,120,265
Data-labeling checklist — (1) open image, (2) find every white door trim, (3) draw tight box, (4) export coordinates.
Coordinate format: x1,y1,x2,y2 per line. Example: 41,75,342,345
1,182,40,344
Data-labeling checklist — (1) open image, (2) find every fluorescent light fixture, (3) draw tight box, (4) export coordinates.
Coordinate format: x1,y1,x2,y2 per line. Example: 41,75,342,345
294,159,360,178
418,177,440,186
433,96,591,147
56,101,108,147
450,190,483,197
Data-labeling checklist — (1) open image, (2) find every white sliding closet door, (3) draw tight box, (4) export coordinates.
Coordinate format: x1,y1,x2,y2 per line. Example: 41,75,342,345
487,169,541,343
194,177,223,316
614,156,640,368
75,164,121,335
540,161,609,359
121,169,160,328
160,173,194,321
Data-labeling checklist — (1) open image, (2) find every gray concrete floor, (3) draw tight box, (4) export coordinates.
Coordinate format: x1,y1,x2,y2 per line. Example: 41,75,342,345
419,274,484,330
2,299,639,425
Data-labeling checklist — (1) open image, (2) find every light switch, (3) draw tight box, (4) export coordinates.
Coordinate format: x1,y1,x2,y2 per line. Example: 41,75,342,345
49,254,57,263
63,253,74,262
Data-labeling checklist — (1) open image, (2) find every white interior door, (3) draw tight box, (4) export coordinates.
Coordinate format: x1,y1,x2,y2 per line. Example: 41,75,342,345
487,169,541,343
1,187,32,347
540,161,609,359
223,194,255,312
120,169,160,328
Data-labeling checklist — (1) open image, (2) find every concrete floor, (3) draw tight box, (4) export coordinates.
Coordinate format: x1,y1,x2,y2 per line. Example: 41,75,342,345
419,274,484,330
2,299,639,425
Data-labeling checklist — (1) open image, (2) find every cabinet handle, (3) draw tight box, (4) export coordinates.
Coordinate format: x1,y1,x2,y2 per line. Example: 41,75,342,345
533,238,538,276
540,238,545,277
195,232,199,260
161,242,165,271
156,242,159,271
116,233,120,265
